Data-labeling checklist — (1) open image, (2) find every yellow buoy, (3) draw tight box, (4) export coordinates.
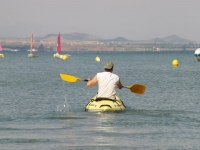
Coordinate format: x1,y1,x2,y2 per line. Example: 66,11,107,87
172,59,178,67
95,56,100,62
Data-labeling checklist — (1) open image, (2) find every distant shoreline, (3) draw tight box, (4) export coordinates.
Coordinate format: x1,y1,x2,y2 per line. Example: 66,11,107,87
1,42,197,52
0,33,199,52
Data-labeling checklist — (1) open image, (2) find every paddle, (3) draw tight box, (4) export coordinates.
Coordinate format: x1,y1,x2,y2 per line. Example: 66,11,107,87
60,73,88,82
123,84,146,94
60,73,146,94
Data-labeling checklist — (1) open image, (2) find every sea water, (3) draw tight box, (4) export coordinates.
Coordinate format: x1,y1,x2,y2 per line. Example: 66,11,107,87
0,51,200,149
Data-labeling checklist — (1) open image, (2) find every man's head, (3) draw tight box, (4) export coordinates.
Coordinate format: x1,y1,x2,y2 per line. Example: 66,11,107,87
104,61,114,71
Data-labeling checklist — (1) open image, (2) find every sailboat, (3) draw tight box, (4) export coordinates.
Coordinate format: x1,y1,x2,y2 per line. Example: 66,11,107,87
194,48,200,61
53,33,70,60
28,33,38,58
0,44,4,58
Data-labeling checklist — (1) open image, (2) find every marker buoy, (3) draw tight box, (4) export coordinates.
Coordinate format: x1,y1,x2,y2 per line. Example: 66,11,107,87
172,59,178,67
95,56,100,62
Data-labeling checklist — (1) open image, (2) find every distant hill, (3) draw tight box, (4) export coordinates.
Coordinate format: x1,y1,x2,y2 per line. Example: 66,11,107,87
0,32,196,44
100,35,196,44
162,35,195,43
42,32,102,41
100,37,131,43
148,35,196,44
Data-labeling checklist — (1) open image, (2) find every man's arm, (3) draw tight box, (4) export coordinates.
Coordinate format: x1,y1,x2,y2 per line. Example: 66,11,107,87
117,79,123,89
87,75,98,87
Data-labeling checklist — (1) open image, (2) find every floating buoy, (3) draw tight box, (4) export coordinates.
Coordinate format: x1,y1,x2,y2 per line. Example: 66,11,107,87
95,56,100,62
172,59,178,67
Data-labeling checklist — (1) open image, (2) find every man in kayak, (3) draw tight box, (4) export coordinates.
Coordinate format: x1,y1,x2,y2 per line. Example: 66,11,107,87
87,61,123,100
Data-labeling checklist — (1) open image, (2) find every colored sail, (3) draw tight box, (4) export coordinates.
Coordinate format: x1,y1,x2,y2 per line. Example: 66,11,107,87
30,33,34,53
57,33,61,53
0,45,2,51
28,32,38,58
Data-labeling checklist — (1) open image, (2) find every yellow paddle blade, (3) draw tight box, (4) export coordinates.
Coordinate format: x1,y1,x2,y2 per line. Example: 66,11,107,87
60,73,81,82
125,84,146,94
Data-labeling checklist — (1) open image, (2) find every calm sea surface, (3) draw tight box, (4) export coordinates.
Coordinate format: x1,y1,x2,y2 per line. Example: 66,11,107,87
0,51,200,149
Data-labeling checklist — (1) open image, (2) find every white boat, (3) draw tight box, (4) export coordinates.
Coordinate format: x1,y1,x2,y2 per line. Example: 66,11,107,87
28,33,38,58
194,48,200,61
0,44,4,58
194,48,200,56
53,33,70,60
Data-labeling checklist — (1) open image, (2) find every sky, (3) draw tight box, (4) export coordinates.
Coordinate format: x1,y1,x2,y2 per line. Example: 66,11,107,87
1,0,200,42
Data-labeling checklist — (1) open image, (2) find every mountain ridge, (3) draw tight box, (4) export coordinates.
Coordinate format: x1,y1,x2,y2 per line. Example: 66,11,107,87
0,32,196,44
41,33,196,44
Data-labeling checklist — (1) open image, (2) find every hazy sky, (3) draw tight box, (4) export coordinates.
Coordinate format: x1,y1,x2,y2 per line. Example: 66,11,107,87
1,0,200,42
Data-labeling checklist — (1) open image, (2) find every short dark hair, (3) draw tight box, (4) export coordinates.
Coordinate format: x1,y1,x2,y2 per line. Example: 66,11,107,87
104,67,113,72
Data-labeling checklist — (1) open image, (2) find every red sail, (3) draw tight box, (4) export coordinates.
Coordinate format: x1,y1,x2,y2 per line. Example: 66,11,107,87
57,33,61,53
0,45,2,51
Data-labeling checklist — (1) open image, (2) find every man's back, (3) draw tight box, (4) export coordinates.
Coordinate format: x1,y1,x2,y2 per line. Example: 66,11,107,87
97,72,119,99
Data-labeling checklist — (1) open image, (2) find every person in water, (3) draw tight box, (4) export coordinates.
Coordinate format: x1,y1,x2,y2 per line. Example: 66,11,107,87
87,61,123,100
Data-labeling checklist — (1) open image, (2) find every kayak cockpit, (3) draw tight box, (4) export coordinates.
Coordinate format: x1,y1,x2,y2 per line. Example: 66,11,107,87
85,95,126,112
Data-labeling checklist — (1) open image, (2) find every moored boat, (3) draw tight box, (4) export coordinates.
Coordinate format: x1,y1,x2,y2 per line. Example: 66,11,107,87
53,52,69,60
28,33,38,58
194,48,200,61
53,33,70,60
85,94,126,112
0,44,4,58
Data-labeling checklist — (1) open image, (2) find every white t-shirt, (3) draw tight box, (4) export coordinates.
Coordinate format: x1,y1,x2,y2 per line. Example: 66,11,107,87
97,72,120,99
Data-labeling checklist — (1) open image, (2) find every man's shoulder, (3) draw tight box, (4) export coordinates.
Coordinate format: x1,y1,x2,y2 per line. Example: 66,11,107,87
97,71,107,75
112,73,119,78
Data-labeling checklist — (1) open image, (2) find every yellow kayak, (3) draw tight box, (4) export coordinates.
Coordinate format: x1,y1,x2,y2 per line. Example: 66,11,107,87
85,95,126,112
